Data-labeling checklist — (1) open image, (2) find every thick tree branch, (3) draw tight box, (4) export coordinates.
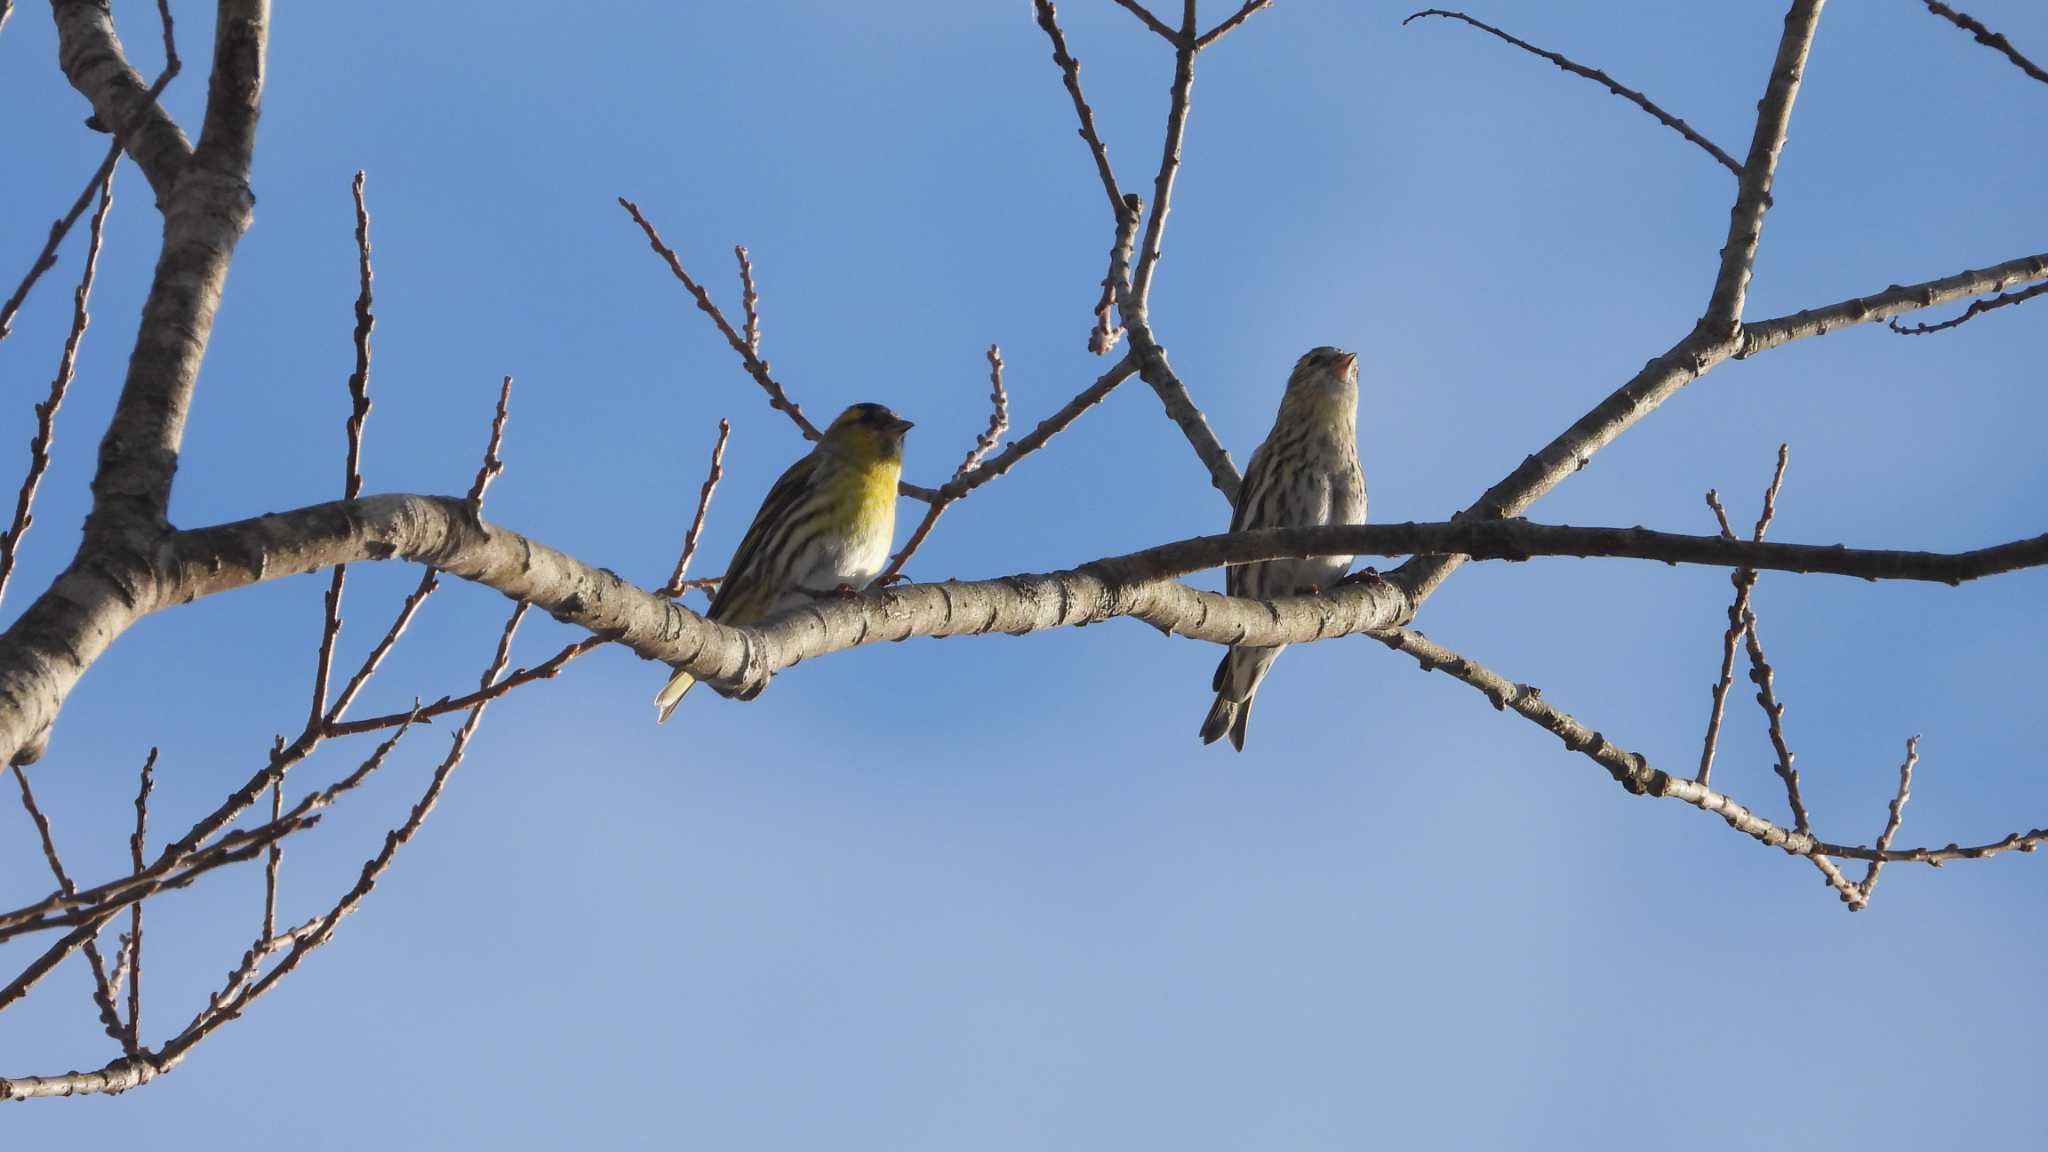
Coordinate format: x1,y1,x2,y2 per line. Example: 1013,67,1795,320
1403,9,1741,175
5,497,2042,775
50,0,190,203
84,0,269,542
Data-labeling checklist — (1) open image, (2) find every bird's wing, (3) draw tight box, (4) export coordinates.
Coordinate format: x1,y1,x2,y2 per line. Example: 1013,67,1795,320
706,450,819,624
1227,439,1277,600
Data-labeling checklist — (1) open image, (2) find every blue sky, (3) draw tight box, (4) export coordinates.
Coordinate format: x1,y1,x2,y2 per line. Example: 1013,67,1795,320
3,1,2046,1145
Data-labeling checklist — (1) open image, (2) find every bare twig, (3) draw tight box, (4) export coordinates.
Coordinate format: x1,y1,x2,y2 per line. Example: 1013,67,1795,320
618,199,822,442
324,569,439,725
957,345,1011,479
466,377,512,510
0,168,115,609
325,640,605,738
191,716,420,1032
0,0,177,346
1098,5,1243,500
343,173,376,504
1376,628,1962,909
261,781,282,946
1403,9,1740,175
1918,0,2048,85
877,345,1012,584
1107,0,1179,43
125,747,156,1049
1695,492,1745,786
1859,737,1921,901
11,765,127,1048
1032,1,1125,215
1888,279,2048,336
1741,612,1809,835
1196,1,1273,51
163,611,522,1069
1699,446,1791,787
0,147,120,348
734,246,762,356
310,179,377,730
662,420,730,599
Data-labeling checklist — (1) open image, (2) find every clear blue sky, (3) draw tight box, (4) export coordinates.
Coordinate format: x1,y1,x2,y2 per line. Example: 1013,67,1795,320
4,1,2046,1145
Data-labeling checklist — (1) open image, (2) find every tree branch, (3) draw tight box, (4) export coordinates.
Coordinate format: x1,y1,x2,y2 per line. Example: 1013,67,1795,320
1741,252,2048,354
1918,1,2048,86
83,0,269,542
1888,278,2048,337
50,0,191,203
1402,9,1741,175
1701,0,1826,338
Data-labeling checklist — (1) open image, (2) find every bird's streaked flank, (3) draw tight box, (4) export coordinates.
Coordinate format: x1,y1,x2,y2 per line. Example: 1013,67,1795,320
656,402,912,721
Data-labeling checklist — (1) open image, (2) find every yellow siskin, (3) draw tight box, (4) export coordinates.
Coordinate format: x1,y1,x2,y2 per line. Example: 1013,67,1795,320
1200,347,1366,750
656,402,913,722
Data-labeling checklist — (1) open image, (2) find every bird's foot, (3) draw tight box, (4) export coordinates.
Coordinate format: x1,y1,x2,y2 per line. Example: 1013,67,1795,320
1335,566,1385,588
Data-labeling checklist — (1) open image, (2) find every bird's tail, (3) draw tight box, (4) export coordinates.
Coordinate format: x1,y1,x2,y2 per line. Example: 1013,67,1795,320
1199,691,1253,751
1199,646,1280,751
654,669,696,724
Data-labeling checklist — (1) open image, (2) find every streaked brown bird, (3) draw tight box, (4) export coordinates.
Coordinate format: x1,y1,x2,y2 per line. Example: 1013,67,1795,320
1200,346,1366,750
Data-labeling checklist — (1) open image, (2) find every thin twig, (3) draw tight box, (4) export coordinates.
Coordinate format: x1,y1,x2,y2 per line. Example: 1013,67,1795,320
0,168,115,609
324,569,439,725
1859,736,1921,902
1888,279,2048,336
0,0,177,345
1742,612,1809,836
1032,1,1125,215
325,639,604,738
1107,0,1179,43
734,246,761,356
1196,1,1273,51
617,199,822,442
1696,442,1793,786
1695,494,1745,786
466,377,512,510
0,146,120,348
877,345,1015,584
957,345,1010,479
164,613,522,1066
261,781,282,945
311,179,376,730
11,765,127,1048
663,420,730,599
1105,6,1244,500
1918,0,2048,85
126,748,156,1049
343,173,375,503
1403,9,1741,175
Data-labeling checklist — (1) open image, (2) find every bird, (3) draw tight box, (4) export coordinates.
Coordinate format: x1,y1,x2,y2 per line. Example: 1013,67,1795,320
655,402,913,722
1200,346,1366,750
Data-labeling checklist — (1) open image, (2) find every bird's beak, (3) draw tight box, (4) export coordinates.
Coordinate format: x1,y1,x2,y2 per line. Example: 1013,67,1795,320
1335,352,1358,374
889,416,915,436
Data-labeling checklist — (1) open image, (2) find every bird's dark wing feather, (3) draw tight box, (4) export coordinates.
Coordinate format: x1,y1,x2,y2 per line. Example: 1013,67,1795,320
707,451,818,622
